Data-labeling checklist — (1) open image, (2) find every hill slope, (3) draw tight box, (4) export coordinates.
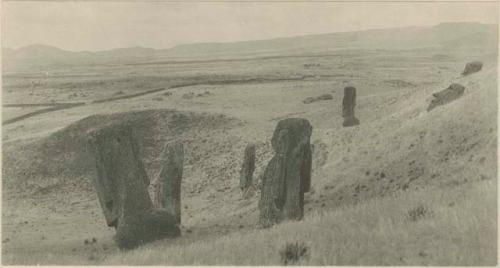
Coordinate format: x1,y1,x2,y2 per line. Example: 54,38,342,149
1,38,496,265
102,62,497,266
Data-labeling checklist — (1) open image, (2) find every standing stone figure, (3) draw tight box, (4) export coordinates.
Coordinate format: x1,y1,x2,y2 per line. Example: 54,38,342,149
151,140,184,225
239,143,256,192
259,118,313,228
342,86,360,127
87,125,180,250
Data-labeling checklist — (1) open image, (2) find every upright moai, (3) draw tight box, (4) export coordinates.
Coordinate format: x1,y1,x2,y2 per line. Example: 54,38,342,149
239,143,256,192
259,118,312,228
87,125,180,250
151,140,184,225
342,86,360,127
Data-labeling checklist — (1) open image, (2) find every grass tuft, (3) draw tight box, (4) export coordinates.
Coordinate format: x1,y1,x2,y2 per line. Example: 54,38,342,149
407,205,433,222
279,241,310,265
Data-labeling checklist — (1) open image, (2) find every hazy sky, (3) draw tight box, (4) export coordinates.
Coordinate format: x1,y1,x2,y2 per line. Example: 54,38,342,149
2,1,498,51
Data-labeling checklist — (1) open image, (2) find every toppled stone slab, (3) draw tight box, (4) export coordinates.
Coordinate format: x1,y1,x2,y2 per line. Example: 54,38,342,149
427,83,465,112
196,91,212,97
462,61,483,76
384,79,416,88
303,94,333,104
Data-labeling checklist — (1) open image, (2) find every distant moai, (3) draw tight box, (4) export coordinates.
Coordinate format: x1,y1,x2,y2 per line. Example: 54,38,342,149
87,125,180,250
239,143,256,192
151,140,184,225
342,86,360,127
427,83,466,112
461,61,483,76
259,118,312,228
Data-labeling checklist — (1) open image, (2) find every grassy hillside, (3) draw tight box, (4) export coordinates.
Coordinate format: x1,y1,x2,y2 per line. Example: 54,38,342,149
100,62,497,266
104,179,496,266
2,34,496,265
307,60,498,210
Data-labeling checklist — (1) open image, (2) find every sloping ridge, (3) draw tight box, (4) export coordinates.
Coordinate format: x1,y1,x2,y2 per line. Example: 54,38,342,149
312,63,497,207
3,22,496,67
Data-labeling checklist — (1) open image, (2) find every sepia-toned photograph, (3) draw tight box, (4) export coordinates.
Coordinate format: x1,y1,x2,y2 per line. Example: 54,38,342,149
1,0,498,265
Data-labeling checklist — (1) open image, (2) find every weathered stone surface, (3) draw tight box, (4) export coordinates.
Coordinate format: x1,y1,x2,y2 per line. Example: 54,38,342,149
239,143,256,192
342,86,360,127
114,207,179,250
462,61,483,76
151,140,184,224
87,125,149,228
259,118,313,228
87,125,180,250
427,83,466,112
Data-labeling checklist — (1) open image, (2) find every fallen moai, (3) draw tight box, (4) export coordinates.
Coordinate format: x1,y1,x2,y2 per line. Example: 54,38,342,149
462,61,483,76
87,125,180,250
303,94,333,104
342,86,360,127
239,143,256,192
152,140,184,225
427,83,465,112
259,118,312,228
182,92,195,99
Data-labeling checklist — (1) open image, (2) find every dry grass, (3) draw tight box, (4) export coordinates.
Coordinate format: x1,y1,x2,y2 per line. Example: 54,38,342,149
2,44,496,266
104,179,496,266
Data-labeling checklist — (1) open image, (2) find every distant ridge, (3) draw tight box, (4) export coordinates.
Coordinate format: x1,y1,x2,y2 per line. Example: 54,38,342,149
3,22,497,68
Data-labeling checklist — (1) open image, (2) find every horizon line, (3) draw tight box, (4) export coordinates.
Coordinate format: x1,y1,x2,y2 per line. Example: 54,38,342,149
2,20,495,52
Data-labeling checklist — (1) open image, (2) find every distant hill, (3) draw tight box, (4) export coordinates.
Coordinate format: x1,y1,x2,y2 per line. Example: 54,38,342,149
2,22,497,69
158,22,497,57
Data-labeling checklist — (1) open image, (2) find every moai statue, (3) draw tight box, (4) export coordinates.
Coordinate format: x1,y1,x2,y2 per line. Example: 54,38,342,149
239,143,256,192
151,140,184,225
259,118,313,228
87,125,180,250
427,83,466,112
461,61,483,76
342,86,360,127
